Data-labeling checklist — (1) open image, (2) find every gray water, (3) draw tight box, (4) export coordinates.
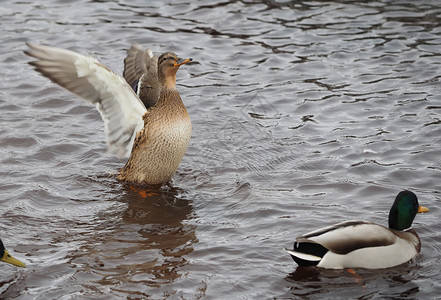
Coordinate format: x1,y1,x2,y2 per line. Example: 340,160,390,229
1,0,440,299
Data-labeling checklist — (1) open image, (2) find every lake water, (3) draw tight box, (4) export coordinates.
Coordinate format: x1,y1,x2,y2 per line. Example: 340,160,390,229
1,0,440,299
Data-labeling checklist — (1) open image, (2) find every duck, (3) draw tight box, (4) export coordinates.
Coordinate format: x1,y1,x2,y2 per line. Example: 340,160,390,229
286,190,429,269
0,238,26,268
24,43,192,186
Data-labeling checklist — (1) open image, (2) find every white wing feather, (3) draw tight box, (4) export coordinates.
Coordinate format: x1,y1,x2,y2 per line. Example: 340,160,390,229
285,249,321,261
25,42,147,158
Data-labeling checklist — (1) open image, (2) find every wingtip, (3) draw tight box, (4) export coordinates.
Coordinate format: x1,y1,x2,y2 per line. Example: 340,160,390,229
285,248,296,256
23,42,45,59
23,42,35,56
285,248,322,262
24,41,40,51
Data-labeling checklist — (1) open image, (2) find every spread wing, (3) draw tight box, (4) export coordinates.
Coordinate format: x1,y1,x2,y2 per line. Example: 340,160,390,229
297,220,397,254
24,42,147,158
123,44,159,108
123,44,158,91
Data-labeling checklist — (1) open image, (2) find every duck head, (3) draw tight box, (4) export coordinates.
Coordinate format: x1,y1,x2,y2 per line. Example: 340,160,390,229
389,190,429,231
157,52,192,90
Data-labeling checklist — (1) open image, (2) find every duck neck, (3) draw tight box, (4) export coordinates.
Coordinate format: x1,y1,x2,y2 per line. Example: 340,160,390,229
157,88,184,106
159,67,178,90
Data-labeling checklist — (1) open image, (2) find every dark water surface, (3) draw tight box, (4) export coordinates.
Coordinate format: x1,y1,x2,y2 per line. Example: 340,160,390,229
1,0,440,298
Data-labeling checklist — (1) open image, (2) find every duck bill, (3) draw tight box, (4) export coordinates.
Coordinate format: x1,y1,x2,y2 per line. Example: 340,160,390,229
418,205,429,213
174,58,192,67
1,250,26,268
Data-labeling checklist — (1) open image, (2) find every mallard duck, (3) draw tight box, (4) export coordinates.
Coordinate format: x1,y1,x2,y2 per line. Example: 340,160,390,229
0,239,26,268
24,43,192,185
286,191,429,269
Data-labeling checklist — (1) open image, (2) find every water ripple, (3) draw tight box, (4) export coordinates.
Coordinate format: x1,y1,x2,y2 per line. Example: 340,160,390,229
0,0,440,298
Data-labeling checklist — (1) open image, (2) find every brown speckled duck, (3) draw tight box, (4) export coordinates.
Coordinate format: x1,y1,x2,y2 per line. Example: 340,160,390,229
24,43,192,186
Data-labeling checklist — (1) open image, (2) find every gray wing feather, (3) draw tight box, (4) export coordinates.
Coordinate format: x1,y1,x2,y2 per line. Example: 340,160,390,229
123,44,158,89
297,221,397,254
123,44,159,108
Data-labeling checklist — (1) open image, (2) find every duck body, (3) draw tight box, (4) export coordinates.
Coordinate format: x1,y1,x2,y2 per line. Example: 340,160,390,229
286,191,428,269
287,220,420,269
24,43,192,186
118,88,191,184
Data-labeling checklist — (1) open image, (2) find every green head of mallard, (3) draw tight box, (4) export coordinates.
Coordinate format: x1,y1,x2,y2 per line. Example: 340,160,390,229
0,238,26,268
389,190,429,231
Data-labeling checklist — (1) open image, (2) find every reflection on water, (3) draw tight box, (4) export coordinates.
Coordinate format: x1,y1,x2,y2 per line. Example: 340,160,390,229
283,265,421,299
73,185,196,294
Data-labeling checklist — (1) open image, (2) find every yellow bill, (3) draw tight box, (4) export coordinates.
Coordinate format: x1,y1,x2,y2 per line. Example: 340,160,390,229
418,205,429,213
174,57,192,67
1,250,26,268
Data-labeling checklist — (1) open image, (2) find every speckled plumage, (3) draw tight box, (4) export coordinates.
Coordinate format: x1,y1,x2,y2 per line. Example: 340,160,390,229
118,89,192,185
